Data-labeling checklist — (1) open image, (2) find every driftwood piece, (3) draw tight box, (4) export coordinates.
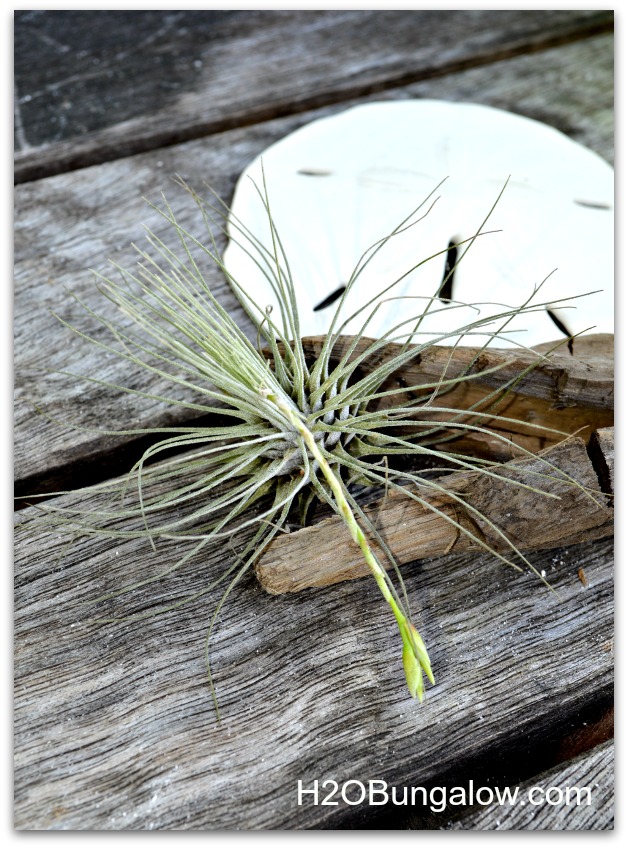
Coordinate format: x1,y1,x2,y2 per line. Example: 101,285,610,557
256,431,614,594
14,482,614,829
295,334,614,460
14,10,612,182
14,33,613,498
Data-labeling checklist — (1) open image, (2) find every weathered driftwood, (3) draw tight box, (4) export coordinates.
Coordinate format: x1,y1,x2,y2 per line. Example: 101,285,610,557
292,334,614,460
14,33,613,498
256,430,614,594
14,10,612,182
258,331,613,596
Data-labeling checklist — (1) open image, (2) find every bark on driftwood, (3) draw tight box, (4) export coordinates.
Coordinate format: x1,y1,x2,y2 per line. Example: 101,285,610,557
256,334,613,594
293,333,614,459
256,430,614,594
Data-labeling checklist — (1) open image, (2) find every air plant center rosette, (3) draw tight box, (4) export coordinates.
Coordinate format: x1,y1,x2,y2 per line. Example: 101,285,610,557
32,101,613,712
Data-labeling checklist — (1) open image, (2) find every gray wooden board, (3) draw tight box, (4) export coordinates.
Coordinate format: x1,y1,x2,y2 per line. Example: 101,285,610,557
444,740,613,830
14,10,612,182
14,34,614,496
14,482,613,829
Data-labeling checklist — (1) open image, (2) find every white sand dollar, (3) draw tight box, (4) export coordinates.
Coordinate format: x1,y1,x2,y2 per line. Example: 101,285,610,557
223,101,613,347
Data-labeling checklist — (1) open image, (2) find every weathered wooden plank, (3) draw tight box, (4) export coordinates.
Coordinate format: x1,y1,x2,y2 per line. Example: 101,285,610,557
15,34,614,497
14,478,613,829
14,10,613,182
256,433,614,594
443,740,613,830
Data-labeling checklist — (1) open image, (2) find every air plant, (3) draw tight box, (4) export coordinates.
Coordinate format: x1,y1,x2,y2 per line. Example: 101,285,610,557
26,167,598,715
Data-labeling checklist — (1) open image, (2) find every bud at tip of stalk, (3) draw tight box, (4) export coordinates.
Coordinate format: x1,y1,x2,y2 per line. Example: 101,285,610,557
402,640,425,702
401,622,435,701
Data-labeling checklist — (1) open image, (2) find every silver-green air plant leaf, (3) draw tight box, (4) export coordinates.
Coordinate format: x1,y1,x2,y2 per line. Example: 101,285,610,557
27,171,598,714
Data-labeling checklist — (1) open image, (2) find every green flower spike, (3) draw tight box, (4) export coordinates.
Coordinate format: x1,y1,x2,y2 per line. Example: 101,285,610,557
401,621,435,703
262,384,435,700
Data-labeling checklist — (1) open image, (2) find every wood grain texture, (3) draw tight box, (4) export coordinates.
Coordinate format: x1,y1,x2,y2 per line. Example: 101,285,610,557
14,35,614,498
445,740,613,830
14,481,613,829
402,32,614,166
256,433,614,594
14,10,613,182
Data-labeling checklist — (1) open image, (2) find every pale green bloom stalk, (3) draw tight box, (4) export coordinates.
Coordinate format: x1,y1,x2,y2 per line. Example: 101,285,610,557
262,385,435,700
